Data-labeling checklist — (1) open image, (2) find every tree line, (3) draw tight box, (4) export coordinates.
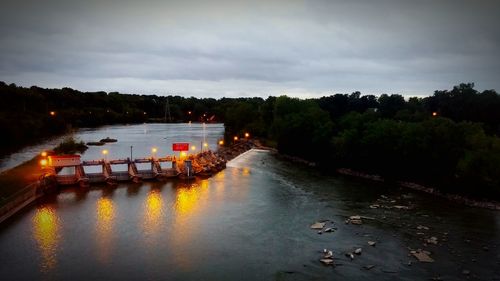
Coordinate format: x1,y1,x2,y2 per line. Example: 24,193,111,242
0,81,242,154
1,81,499,197
224,83,500,198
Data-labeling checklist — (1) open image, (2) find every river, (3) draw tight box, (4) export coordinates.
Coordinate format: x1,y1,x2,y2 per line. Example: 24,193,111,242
0,123,499,280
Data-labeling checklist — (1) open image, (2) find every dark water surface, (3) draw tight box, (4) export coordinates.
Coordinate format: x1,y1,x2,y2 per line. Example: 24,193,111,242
1,124,500,281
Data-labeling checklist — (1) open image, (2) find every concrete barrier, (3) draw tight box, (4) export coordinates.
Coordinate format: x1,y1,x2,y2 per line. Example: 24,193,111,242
0,183,42,224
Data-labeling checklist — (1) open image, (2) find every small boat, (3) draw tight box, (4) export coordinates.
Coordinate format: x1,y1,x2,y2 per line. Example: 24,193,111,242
100,137,118,143
86,141,105,146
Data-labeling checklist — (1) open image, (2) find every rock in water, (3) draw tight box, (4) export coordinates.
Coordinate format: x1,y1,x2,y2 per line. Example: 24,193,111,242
320,258,334,266
411,251,434,263
363,265,375,270
324,251,333,259
426,237,438,245
417,225,429,230
310,222,326,229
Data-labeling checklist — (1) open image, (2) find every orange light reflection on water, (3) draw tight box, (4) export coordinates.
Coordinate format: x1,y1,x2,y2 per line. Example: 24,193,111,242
170,180,210,270
213,169,225,180
242,167,250,176
32,205,60,273
142,189,164,245
96,197,115,264
175,186,199,216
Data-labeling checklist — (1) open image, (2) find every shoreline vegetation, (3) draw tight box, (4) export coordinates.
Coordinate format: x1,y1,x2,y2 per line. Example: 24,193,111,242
275,150,500,210
1,81,499,204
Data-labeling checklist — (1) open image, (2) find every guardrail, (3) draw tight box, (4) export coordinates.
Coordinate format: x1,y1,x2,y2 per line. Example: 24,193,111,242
0,182,40,223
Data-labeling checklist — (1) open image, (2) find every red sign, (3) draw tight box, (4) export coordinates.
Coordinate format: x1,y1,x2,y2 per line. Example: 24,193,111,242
172,143,189,151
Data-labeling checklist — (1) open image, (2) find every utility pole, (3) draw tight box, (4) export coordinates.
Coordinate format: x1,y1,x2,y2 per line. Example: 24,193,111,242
165,97,172,123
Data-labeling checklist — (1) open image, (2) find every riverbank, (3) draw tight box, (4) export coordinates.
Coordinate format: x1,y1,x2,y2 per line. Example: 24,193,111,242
336,168,500,210
268,148,500,210
217,139,264,161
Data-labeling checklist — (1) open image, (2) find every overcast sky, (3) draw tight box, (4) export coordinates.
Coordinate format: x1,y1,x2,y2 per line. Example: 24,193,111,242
1,0,499,98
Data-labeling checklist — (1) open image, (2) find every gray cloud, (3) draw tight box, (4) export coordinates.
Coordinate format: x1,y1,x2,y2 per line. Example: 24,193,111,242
1,0,499,97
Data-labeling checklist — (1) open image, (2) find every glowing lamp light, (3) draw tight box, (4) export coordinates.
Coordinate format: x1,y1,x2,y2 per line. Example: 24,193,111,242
203,142,208,148
41,151,47,157
102,149,109,155
180,151,187,158
244,132,250,138
191,145,196,151
218,140,224,145
49,111,56,116
234,136,238,141
40,159,47,166
432,112,438,117
188,111,192,115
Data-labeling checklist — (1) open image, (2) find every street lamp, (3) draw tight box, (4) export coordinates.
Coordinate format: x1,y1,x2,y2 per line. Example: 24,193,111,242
244,132,250,138
40,150,48,168
102,149,108,160
151,147,158,158
218,140,224,146
234,136,238,141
